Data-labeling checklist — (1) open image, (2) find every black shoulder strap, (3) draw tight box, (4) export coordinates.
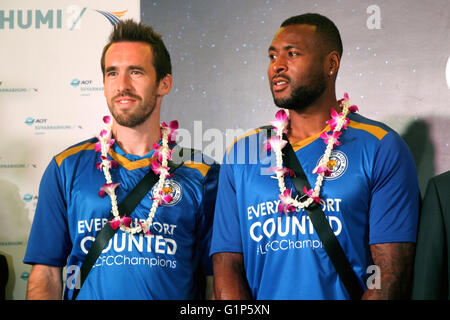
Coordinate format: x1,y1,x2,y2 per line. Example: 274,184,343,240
71,147,194,300
281,133,364,300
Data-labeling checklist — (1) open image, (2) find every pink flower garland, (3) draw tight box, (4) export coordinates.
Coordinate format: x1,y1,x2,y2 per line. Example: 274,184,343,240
95,116,179,234
265,93,358,214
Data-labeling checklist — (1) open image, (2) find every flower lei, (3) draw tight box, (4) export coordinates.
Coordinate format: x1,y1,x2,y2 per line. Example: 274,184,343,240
95,115,179,235
266,93,359,214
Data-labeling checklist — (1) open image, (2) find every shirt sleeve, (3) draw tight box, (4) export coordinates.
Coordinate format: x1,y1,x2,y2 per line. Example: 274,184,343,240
209,151,243,256
196,162,220,276
23,157,72,267
368,131,420,244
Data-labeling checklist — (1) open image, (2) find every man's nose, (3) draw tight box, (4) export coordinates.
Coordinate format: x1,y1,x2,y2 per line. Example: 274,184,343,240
272,56,287,74
117,73,132,93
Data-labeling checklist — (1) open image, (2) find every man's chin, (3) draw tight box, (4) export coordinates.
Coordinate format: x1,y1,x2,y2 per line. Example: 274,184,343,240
273,91,325,111
272,92,291,108
115,117,146,128
273,97,296,110
112,110,154,128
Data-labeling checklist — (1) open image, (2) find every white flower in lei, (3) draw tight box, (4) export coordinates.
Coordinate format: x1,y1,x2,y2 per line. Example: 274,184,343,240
95,115,178,235
266,93,359,214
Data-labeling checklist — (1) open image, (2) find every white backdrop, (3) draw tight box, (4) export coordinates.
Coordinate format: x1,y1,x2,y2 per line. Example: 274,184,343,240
0,0,140,299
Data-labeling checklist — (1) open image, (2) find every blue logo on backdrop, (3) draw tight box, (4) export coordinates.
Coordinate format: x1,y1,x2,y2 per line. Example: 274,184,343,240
21,272,30,281
25,117,35,126
0,7,128,30
23,194,33,202
70,78,102,95
24,117,82,135
0,9,63,29
71,79,80,87
94,10,128,26
25,117,47,126
70,79,93,87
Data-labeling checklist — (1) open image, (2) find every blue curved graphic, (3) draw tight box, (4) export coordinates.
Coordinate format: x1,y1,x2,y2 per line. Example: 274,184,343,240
95,10,120,26
25,117,35,126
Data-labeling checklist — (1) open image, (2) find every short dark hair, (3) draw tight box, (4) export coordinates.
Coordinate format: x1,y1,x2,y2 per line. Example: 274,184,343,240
101,19,172,82
281,13,343,58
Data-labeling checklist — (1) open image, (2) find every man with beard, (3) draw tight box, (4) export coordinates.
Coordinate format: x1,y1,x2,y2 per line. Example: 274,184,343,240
210,13,419,299
24,20,219,300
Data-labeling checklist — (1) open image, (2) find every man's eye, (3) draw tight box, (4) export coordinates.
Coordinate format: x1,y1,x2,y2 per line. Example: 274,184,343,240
106,72,117,77
288,51,299,57
268,54,276,60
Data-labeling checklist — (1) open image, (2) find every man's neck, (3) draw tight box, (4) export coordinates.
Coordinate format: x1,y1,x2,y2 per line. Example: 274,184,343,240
111,111,162,157
287,93,339,143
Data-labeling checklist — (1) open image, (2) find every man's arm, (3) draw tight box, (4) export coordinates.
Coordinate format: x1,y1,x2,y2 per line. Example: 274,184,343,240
362,242,415,300
26,264,62,300
212,252,252,300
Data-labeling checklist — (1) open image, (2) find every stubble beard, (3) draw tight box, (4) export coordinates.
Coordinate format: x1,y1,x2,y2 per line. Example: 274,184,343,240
272,72,326,112
109,94,156,128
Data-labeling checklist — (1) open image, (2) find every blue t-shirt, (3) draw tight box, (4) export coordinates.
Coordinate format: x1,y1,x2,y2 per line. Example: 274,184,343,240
210,112,420,300
24,138,219,300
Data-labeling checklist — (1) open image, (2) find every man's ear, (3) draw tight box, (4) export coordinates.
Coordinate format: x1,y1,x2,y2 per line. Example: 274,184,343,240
157,73,173,96
326,51,340,77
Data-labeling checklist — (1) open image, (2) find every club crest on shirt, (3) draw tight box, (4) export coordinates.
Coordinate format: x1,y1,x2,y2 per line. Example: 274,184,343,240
316,150,348,180
151,179,182,206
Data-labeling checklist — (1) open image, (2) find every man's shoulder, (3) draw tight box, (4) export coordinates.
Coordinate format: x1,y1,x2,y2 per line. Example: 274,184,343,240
423,171,450,222
54,137,98,167
225,126,271,155
347,113,395,141
430,170,450,191
172,147,219,179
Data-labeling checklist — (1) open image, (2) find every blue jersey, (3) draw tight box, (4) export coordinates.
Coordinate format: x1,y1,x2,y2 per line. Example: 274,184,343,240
210,112,420,300
24,138,219,300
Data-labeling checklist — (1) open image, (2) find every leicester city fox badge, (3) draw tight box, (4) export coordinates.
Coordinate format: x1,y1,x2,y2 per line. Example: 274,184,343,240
316,150,348,180
151,179,182,206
